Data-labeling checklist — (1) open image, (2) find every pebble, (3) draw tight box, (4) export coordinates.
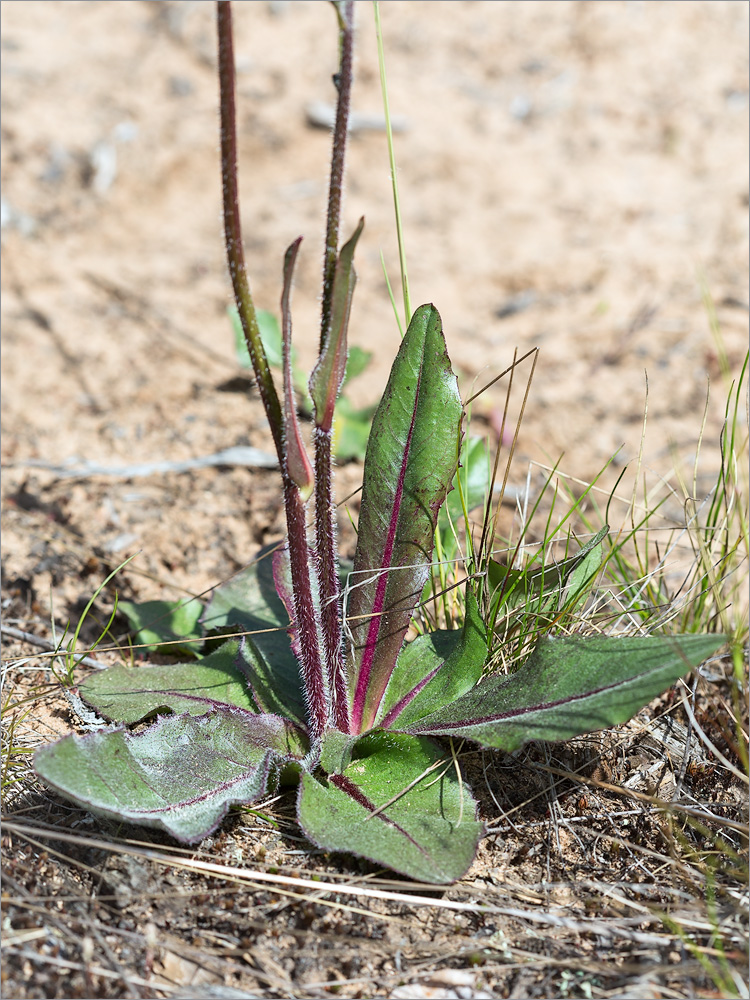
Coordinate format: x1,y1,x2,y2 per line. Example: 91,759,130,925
389,970,495,1000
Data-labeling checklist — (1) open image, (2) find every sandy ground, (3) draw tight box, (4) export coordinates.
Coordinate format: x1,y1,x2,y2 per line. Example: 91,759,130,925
1,2,748,998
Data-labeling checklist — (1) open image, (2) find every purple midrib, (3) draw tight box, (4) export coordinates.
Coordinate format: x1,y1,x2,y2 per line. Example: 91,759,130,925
405,671,656,733
350,374,421,733
330,774,425,854
379,660,443,730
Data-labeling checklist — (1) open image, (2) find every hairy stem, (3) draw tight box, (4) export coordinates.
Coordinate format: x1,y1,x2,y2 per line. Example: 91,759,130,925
217,1,329,743
320,0,354,353
315,426,349,731
284,480,329,743
217,1,283,459
314,0,355,732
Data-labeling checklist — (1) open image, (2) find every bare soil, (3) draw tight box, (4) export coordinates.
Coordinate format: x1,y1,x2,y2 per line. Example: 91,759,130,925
2,3,748,998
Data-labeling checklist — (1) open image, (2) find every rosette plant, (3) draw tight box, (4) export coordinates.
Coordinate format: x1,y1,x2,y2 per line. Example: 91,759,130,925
35,1,725,884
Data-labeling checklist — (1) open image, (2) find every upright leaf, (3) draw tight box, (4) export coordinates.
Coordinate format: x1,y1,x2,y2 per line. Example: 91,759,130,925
280,238,314,494
401,633,725,751
346,304,462,733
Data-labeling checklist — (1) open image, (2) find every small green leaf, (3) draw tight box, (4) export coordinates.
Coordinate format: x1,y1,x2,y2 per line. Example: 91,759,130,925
488,526,609,620
35,709,300,843
119,598,204,657
562,534,604,615
297,731,482,884
403,633,726,751
318,728,359,774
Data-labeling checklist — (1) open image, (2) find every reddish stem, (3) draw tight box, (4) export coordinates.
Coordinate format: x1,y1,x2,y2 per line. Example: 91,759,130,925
217,1,329,742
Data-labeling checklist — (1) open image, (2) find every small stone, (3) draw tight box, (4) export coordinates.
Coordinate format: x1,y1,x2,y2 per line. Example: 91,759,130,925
389,987,458,1000
425,970,475,989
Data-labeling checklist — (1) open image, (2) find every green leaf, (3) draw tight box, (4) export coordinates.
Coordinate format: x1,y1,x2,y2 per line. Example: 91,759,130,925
35,709,301,843
402,633,726,751
562,533,604,615
318,727,360,774
202,551,306,725
280,238,314,493
377,588,487,728
346,304,463,733
119,598,204,657
78,638,263,724
297,731,482,884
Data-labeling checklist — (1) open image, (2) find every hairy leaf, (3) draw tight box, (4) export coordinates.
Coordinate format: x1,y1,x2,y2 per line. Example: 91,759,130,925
35,709,303,843
318,727,360,774
401,633,725,750
346,304,462,733
280,238,314,493
297,731,482,883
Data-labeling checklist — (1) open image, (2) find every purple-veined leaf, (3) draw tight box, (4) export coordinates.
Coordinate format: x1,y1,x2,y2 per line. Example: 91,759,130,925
377,588,487,729
346,304,462,734
399,633,726,750
78,638,260,724
35,708,305,844
297,731,482,884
